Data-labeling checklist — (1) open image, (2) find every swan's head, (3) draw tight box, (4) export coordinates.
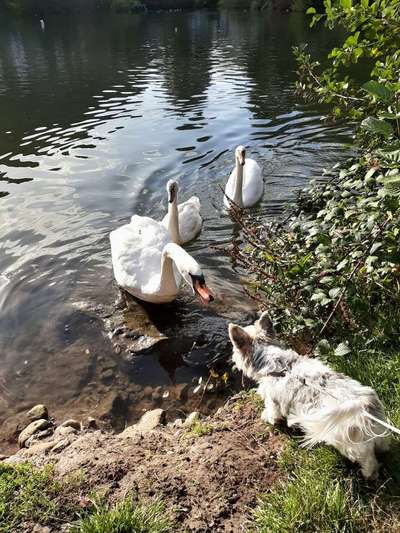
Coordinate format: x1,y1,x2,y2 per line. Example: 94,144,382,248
164,243,214,304
181,261,214,305
166,179,179,203
235,145,246,166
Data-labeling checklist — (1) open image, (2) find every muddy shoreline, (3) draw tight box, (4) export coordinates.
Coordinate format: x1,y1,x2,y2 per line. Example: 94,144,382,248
5,392,284,532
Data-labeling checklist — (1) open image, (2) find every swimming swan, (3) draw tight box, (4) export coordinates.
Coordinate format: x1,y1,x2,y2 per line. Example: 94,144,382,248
224,145,263,208
110,216,213,304
162,180,202,244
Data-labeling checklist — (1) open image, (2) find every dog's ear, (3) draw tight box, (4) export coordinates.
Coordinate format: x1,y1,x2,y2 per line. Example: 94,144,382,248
257,311,275,338
228,324,252,352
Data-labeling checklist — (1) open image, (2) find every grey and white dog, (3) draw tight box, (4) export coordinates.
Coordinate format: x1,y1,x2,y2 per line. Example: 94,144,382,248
228,312,390,479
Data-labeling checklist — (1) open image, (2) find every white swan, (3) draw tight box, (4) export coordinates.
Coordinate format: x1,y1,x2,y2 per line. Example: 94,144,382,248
224,145,263,208
110,216,213,305
161,180,202,244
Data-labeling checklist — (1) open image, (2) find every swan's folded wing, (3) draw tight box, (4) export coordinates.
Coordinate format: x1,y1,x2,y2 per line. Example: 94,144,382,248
224,169,237,207
177,198,202,243
178,195,201,212
110,217,170,294
243,159,263,206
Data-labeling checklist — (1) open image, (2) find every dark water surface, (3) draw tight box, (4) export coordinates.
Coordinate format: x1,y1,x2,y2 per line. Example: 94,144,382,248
0,10,351,449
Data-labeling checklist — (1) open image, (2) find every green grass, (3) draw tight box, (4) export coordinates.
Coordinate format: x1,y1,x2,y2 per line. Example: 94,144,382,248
190,420,213,437
0,463,61,533
70,498,174,533
253,442,400,533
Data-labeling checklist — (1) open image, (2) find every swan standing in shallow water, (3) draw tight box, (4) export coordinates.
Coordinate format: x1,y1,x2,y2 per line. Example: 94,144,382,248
161,180,202,244
224,145,263,208
110,216,213,304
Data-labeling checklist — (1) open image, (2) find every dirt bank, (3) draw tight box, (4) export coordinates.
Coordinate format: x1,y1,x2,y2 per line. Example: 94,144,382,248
5,392,284,532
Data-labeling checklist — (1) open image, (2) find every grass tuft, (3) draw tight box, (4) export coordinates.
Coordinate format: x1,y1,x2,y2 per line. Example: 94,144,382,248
70,498,174,533
190,420,213,437
0,462,61,533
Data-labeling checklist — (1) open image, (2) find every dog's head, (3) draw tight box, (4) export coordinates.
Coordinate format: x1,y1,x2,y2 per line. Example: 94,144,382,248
228,311,276,379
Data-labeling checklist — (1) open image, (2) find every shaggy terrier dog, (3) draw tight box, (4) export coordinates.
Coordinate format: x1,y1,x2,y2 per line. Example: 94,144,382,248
228,312,390,479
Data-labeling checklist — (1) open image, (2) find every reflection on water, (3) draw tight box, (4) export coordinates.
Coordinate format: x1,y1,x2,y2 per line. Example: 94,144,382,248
0,10,351,450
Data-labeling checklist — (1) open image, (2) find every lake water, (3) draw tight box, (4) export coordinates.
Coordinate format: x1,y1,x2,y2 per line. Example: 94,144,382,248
0,9,351,451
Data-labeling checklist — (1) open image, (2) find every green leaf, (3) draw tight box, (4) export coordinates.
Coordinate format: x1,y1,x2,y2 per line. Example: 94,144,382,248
370,242,382,254
340,0,352,9
311,291,326,302
336,258,349,271
334,342,351,356
329,287,341,299
362,81,394,103
361,117,393,138
317,339,331,354
382,174,400,195
306,7,316,14
364,168,377,180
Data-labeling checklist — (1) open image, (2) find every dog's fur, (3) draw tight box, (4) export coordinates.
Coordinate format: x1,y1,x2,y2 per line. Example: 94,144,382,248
228,312,390,479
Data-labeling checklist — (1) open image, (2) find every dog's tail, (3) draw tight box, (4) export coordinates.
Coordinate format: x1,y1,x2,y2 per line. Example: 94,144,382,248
290,398,389,448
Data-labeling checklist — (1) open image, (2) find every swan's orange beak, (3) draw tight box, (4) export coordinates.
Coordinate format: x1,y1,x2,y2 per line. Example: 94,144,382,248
194,280,214,305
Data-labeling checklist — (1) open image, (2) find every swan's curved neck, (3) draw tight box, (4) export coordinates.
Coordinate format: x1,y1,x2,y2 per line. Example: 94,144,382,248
159,247,179,297
233,159,244,208
159,243,197,295
167,196,182,245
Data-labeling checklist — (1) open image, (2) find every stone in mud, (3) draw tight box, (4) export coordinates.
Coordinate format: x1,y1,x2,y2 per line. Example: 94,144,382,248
101,368,115,385
183,411,200,427
151,386,163,404
52,438,71,454
175,383,190,401
21,440,56,457
54,426,78,438
60,419,81,430
122,408,165,436
86,417,98,429
27,404,48,421
25,428,54,448
18,419,52,448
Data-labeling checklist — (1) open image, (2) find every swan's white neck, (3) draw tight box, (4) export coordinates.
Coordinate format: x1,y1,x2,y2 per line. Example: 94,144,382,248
233,158,244,208
167,196,182,245
159,243,197,296
159,247,179,298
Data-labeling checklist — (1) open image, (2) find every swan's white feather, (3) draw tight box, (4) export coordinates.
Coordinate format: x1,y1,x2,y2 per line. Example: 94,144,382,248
162,195,202,244
224,158,263,208
110,215,181,302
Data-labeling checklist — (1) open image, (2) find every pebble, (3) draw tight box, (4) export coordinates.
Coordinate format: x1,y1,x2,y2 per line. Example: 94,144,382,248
18,419,52,448
60,419,81,430
122,408,165,436
86,416,98,429
26,404,48,421
54,426,78,438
